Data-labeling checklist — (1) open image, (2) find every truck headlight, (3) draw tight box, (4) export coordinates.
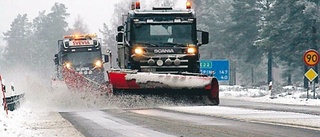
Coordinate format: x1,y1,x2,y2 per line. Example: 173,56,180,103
64,62,72,69
94,60,103,68
134,47,144,55
187,47,197,54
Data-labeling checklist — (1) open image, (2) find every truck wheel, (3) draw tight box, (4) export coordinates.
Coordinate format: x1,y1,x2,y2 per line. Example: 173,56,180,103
208,96,219,105
208,78,219,105
198,94,219,105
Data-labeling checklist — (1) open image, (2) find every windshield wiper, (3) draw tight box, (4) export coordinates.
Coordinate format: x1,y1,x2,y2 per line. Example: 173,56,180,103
135,42,158,47
160,42,186,47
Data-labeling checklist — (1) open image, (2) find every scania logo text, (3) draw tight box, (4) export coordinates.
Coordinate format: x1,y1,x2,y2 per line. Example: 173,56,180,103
154,49,175,54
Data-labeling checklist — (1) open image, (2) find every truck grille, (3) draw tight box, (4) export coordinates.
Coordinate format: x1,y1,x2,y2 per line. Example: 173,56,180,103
138,57,189,73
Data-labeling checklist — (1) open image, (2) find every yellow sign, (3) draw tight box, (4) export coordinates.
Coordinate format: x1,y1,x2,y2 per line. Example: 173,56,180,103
305,68,318,82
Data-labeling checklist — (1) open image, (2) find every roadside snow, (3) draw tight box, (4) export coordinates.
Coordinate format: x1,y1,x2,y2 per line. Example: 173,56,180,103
0,70,87,137
219,85,320,106
0,101,84,137
0,77,85,136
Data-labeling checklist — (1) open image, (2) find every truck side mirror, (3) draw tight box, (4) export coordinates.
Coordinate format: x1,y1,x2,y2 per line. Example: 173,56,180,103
54,54,59,65
201,31,209,45
117,32,124,43
104,55,109,63
58,40,63,47
117,26,124,32
11,82,14,92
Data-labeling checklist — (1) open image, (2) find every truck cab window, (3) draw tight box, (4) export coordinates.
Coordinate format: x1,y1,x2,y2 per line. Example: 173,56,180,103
150,25,172,36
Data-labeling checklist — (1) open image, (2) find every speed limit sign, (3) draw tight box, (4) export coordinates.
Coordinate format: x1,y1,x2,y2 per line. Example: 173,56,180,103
303,49,319,66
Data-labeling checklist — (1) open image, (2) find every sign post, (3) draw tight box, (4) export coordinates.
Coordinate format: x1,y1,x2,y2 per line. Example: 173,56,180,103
303,49,319,99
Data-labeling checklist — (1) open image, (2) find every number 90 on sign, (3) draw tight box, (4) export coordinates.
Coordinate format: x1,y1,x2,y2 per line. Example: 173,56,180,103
303,49,319,66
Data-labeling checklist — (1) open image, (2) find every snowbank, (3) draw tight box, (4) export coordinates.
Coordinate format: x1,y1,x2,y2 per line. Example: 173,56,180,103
220,85,320,106
0,103,84,137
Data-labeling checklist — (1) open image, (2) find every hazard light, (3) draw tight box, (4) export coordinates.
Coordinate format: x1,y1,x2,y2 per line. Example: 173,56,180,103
187,47,196,54
75,35,80,39
64,35,74,39
186,1,192,9
134,47,144,55
64,33,97,39
187,45,197,54
86,33,97,38
136,1,141,9
64,62,72,69
132,1,141,10
94,60,103,68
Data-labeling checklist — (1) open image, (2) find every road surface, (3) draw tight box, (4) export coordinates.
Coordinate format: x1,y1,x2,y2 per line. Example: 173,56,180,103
61,98,320,137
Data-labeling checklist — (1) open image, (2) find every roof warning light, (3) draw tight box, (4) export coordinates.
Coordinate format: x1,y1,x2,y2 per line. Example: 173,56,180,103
136,1,141,9
131,1,141,10
186,1,192,9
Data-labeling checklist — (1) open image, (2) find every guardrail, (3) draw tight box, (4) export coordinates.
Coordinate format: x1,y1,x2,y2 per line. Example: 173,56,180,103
1,75,25,114
3,93,25,111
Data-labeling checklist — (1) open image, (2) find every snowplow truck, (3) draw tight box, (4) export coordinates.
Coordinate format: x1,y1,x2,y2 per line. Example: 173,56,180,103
109,1,219,105
53,34,110,92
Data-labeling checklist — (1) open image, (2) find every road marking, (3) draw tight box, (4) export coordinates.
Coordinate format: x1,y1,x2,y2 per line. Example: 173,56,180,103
160,106,320,130
75,111,175,137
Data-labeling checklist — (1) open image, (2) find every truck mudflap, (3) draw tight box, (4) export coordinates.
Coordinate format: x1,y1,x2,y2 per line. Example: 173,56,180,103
62,67,112,95
107,70,219,105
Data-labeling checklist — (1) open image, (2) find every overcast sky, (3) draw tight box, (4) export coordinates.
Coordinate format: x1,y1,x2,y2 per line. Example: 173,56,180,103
0,0,189,42
0,0,119,37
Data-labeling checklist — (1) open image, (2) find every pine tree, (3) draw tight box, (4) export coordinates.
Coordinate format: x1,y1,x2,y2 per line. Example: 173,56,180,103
3,14,32,67
261,0,320,85
193,0,233,59
32,3,70,78
67,15,89,34
100,0,132,68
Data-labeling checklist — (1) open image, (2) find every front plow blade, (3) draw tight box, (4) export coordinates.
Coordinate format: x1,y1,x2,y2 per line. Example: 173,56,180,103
107,70,219,105
62,68,112,95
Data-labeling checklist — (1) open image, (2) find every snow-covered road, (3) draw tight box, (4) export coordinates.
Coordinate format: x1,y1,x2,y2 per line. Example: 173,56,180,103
1,84,320,136
0,104,84,137
60,106,320,137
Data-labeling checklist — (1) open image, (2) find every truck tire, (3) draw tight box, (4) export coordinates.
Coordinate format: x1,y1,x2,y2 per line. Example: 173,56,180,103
199,95,219,106
208,78,219,105
208,95,219,105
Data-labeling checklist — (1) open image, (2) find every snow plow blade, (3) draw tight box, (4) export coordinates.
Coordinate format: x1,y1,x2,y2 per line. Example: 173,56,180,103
107,70,219,105
62,68,112,95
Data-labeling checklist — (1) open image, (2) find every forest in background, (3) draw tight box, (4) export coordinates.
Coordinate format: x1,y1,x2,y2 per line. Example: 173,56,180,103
1,0,320,87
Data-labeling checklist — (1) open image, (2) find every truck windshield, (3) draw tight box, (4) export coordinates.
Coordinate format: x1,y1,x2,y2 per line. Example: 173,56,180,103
63,51,101,66
133,23,194,45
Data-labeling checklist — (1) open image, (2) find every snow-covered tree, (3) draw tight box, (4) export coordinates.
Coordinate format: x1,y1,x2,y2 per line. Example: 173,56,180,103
260,0,320,85
35,3,69,78
67,15,89,35
3,14,32,67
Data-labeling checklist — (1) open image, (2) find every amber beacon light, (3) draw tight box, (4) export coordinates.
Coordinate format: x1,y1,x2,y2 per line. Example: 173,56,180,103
136,1,141,9
186,1,192,9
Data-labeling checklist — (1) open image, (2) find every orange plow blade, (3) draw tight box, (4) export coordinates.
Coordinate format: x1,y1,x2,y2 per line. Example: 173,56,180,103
62,68,112,95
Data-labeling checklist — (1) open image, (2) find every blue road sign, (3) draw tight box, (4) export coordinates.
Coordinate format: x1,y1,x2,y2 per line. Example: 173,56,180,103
200,60,229,81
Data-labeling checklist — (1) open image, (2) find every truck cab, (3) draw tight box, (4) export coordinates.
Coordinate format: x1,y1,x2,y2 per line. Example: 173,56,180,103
117,1,209,73
54,34,105,83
